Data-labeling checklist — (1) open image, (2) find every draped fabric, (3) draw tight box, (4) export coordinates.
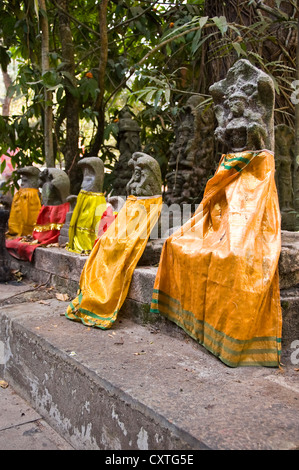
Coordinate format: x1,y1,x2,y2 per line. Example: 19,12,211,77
66,190,107,254
151,150,282,368
6,202,69,262
6,188,41,238
66,195,162,329
96,205,118,241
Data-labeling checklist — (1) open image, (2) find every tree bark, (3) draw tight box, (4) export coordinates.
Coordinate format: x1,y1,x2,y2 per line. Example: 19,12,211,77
1,68,12,116
38,0,55,167
57,0,80,193
87,0,108,158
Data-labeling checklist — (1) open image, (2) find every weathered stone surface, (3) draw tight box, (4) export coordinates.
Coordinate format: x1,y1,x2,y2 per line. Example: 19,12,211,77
275,124,296,231
112,109,142,197
126,152,162,197
279,231,299,289
209,59,275,153
39,168,70,206
16,166,40,189
1,292,299,450
78,156,105,193
164,95,216,208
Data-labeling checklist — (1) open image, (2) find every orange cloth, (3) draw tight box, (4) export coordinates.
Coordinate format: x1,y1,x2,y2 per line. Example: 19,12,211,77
151,150,282,367
7,187,41,238
66,195,162,329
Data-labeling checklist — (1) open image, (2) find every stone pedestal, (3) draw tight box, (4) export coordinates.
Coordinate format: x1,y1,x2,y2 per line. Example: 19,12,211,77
0,208,11,282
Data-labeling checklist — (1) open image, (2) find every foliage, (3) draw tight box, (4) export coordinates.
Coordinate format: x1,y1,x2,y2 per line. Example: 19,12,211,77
0,0,297,192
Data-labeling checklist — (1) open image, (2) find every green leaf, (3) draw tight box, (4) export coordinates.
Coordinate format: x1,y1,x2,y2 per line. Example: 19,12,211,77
0,160,7,174
212,16,228,36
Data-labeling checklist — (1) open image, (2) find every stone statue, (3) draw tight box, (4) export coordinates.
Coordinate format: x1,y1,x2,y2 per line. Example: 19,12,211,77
78,157,105,193
6,166,42,239
59,157,106,250
17,166,40,189
164,95,216,209
209,59,275,153
126,152,162,197
112,109,141,196
274,124,296,231
39,168,70,206
0,181,13,210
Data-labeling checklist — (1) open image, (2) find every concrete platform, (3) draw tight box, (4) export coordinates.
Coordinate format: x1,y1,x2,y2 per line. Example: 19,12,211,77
0,382,73,450
1,230,299,450
0,279,299,450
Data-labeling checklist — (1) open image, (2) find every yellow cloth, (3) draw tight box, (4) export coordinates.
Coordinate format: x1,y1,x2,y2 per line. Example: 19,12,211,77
151,150,282,368
7,188,41,238
66,195,162,328
66,190,107,254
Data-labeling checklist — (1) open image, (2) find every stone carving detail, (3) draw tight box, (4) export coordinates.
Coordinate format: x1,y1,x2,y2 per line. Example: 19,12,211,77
78,157,105,193
112,109,141,196
275,124,296,231
164,95,216,208
126,151,162,197
209,59,275,153
39,168,70,206
16,166,40,189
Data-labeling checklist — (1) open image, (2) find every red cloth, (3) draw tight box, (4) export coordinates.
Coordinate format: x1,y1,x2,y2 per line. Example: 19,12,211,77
6,203,69,261
94,206,117,246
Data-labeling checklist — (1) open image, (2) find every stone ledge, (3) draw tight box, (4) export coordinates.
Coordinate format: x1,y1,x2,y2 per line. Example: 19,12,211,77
1,295,299,450
3,229,299,344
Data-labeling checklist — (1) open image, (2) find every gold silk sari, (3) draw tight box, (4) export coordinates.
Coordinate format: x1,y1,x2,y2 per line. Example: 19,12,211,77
66,190,107,254
151,150,282,367
66,195,162,329
7,187,41,238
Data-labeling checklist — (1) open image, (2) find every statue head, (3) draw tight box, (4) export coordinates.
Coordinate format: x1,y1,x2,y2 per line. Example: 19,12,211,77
117,110,141,154
126,152,162,197
209,59,275,152
78,157,105,192
39,168,70,206
16,166,40,189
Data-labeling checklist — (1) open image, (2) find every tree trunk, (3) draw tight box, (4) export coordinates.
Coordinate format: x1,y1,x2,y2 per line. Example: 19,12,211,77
57,0,80,194
39,0,55,168
1,68,12,117
294,2,299,229
87,0,108,158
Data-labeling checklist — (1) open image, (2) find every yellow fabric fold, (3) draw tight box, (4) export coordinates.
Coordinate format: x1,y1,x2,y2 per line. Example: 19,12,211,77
66,195,162,328
151,150,282,368
66,190,107,254
6,187,41,238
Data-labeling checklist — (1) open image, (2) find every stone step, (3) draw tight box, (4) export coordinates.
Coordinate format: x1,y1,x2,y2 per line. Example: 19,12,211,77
4,231,299,348
0,285,299,450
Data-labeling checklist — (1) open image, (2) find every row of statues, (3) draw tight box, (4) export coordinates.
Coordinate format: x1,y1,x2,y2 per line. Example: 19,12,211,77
0,58,287,368
3,150,163,259
1,58,297,259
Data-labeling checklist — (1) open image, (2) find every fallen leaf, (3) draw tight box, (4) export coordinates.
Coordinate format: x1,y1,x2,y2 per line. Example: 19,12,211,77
56,293,69,301
0,379,8,389
39,300,50,305
69,351,76,356
114,337,124,345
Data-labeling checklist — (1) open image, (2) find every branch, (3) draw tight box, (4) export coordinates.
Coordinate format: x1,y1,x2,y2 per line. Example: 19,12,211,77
253,0,291,21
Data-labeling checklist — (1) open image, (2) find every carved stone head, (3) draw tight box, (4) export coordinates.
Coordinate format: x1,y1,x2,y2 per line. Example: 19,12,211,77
209,59,275,152
126,152,162,197
39,168,70,206
16,166,40,189
78,157,105,193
